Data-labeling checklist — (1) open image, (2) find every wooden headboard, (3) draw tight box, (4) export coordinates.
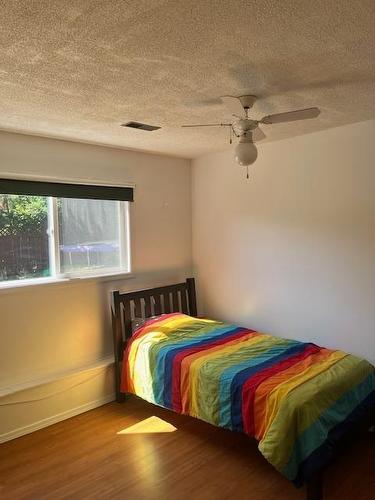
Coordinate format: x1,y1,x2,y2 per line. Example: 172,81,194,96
111,278,197,402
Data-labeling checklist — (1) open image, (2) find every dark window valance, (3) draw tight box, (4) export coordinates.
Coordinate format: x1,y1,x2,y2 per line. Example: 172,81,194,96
0,179,134,202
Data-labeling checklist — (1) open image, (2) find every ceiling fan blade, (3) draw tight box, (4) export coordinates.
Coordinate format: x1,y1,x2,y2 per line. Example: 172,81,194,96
260,107,320,125
181,123,231,128
221,96,245,117
252,127,266,142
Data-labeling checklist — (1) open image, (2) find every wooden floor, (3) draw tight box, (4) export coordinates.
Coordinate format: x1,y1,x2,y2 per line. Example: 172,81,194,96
1,397,374,500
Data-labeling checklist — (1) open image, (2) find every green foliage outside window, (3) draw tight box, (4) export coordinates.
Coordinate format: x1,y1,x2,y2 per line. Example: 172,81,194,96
0,195,48,236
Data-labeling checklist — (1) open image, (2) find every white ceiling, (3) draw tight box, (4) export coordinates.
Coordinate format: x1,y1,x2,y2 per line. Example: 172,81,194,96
0,0,374,159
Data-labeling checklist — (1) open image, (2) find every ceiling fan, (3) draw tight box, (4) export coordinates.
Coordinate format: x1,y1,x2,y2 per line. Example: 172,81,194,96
182,95,320,176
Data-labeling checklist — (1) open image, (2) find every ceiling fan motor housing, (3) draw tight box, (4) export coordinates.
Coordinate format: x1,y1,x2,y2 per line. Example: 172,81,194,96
234,118,258,139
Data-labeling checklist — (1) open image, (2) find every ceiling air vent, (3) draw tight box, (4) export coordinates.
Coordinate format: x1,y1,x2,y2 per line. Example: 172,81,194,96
121,121,161,131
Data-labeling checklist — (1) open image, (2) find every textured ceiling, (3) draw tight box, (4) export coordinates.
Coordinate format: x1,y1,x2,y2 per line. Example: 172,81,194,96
0,0,375,159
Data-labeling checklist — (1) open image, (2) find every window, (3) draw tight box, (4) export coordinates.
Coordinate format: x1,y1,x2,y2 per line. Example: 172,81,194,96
0,181,132,285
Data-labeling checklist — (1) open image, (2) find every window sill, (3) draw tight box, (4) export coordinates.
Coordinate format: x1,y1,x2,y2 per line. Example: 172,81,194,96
0,272,134,295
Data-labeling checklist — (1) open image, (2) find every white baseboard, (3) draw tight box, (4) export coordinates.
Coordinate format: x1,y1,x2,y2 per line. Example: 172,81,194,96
0,392,115,444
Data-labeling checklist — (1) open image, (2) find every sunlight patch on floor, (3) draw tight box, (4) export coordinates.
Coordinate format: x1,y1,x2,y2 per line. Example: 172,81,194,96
117,416,177,434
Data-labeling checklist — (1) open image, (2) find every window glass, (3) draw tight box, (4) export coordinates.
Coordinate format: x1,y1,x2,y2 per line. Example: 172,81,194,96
58,198,122,274
0,195,50,281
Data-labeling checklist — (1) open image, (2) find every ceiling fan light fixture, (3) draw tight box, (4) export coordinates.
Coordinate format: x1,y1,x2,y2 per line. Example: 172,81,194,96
181,95,320,173
234,136,258,166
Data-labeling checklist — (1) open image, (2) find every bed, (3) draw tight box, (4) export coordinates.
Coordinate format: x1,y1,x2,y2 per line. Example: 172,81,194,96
111,278,375,500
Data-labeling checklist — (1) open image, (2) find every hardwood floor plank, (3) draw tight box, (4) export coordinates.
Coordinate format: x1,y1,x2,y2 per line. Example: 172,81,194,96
0,397,374,499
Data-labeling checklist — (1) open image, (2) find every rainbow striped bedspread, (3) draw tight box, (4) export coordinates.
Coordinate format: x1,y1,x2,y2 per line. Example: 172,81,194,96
121,313,375,486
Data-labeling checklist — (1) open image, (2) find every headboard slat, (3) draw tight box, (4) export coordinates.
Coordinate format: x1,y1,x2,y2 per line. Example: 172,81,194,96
134,297,142,317
144,295,152,317
180,289,188,314
153,294,162,316
172,290,179,311
123,300,132,341
163,292,171,313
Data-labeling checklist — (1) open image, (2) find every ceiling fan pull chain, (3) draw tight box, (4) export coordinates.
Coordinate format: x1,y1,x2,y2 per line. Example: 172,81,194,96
229,126,232,144
246,165,249,179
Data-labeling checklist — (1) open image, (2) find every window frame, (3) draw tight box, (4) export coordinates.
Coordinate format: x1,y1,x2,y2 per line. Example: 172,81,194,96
0,194,132,289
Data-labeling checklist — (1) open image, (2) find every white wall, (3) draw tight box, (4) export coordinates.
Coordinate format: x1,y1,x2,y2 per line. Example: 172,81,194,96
0,131,192,440
192,120,375,365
